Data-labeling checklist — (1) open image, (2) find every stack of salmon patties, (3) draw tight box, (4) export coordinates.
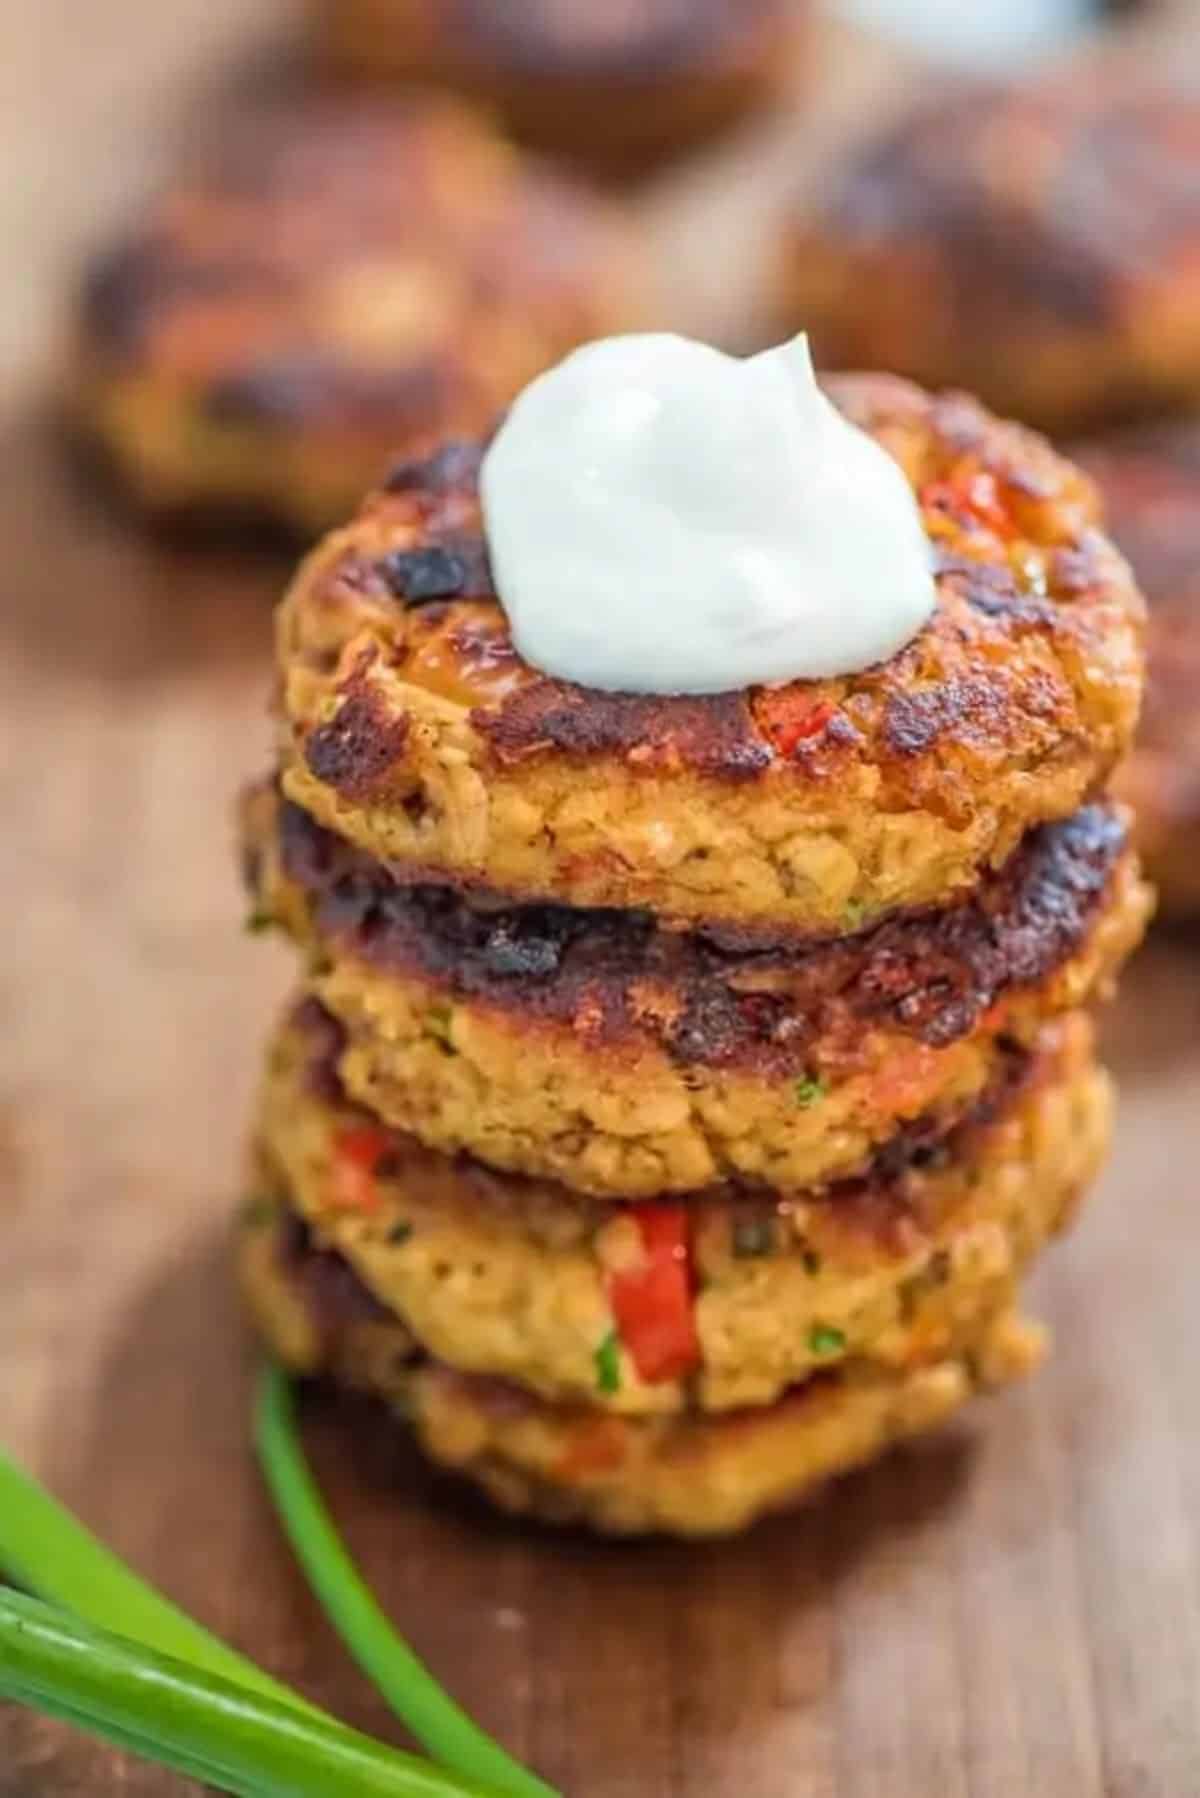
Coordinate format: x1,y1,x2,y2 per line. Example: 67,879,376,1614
238,374,1151,1537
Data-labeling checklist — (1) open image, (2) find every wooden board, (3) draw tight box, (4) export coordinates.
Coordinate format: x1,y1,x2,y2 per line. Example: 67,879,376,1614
3,7,1200,1795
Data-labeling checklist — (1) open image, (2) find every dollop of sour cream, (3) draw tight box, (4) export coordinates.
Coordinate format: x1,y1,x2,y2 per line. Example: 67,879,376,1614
480,332,936,695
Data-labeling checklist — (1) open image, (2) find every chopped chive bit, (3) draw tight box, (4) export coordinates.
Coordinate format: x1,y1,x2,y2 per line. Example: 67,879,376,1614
594,1330,621,1395
808,1324,847,1357
244,908,273,935
387,1220,413,1246
732,1215,776,1258
238,1194,277,1229
426,1004,455,1045
794,1074,826,1109
843,899,867,930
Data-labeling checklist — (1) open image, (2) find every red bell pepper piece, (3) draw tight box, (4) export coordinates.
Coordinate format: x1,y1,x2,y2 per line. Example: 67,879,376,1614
762,697,835,758
607,1204,701,1384
329,1125,392,1213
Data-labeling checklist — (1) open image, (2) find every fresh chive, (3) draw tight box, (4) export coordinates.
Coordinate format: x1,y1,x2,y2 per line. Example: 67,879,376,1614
244,910,274,935
794,1075,825,1109
240,1195,279,1230
387,1220,414,1246
808,1324,847,1357
0,1447,313,1718
731,1216,775,1258
593,1331,621,1397
843,899,867,930
255,1367,557,1798
0,1589,495,1798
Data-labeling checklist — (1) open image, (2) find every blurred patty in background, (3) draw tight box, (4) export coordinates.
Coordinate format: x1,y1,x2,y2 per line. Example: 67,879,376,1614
70,96,640,536
1076,422,1200,916
308,0,799,171
774,62,1200,434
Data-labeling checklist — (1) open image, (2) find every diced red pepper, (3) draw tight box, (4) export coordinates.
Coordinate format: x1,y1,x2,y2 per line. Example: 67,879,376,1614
607,1204,701,1384
329,1125,392,1213
762,697,835,759
555,1416,629,1481
922,468,1014,540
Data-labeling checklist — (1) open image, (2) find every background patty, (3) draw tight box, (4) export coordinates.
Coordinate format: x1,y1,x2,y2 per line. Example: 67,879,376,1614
72,96,637,534
276,377,1144,933
238,1210,1044,1537
252,999,1109,1415
243,782,1147,1197
774,66,1200,434
307,0,793,171
1075,420,1200,914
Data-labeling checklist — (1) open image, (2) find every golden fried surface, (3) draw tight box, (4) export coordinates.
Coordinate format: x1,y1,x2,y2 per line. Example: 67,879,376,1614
776,68,1200,434
239,1208,1045,1537
242,780,1147,1197
72,97,637,533
308,0,792,170
1075,421,1200,915
276,377,1145,934
252,997,1108,1416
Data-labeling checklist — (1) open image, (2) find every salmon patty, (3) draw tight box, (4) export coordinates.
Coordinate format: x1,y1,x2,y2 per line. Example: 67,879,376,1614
1075,420,1200,914
775,66,1200,434
239,1204,1045,1537
276,378,1144,935
72,97,637,535
242,782,1147,1197
308,0,794,172
251,997,1108,1416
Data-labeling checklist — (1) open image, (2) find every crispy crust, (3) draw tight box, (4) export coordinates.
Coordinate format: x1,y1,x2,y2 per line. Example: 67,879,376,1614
276,378,1145,934
242,781,1148,1197
308,0,794,171
71,98,637,534
1074,421,1200,915
252,997,1108,1415
238,1209,1045,1537
776,68,1200,434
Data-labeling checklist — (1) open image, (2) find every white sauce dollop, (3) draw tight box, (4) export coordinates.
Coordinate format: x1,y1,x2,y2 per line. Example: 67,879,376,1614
479,332,936,695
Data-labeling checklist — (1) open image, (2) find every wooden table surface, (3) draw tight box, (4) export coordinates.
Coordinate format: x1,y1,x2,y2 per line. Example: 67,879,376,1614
3,6,1200,1796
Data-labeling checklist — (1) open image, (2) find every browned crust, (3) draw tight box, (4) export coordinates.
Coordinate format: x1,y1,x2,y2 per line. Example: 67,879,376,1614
247,780,1134,1075
285,375,1142,797
281,988,1052,1220
778,69,1200,431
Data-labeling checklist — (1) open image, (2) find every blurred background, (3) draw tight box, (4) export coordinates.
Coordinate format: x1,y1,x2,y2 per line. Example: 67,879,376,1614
5,2,1200,1792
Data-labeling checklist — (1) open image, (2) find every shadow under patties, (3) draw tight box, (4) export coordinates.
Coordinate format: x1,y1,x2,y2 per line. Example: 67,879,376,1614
45,1217,973,1793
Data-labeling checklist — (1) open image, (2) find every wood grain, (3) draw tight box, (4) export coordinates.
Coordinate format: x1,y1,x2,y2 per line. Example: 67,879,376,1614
2,6,1200,1795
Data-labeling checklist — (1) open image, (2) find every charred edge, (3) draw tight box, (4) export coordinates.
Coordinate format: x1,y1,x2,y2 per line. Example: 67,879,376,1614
476,684,772,781
303,660,411,802
278,992,1038,1220
269,793,1126,1065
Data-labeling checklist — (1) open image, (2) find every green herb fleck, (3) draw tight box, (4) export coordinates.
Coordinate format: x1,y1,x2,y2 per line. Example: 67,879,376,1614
794,1074,826,1109
238,1194,276,1229
843,899,867,930
594,1330,621,1395
801,1247,823,1276
732,1215,776,1258
426,1004,455,1046
900,1249,951,1316
808,1324,846,1357
244,908,273,935
387,1220,413,1246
